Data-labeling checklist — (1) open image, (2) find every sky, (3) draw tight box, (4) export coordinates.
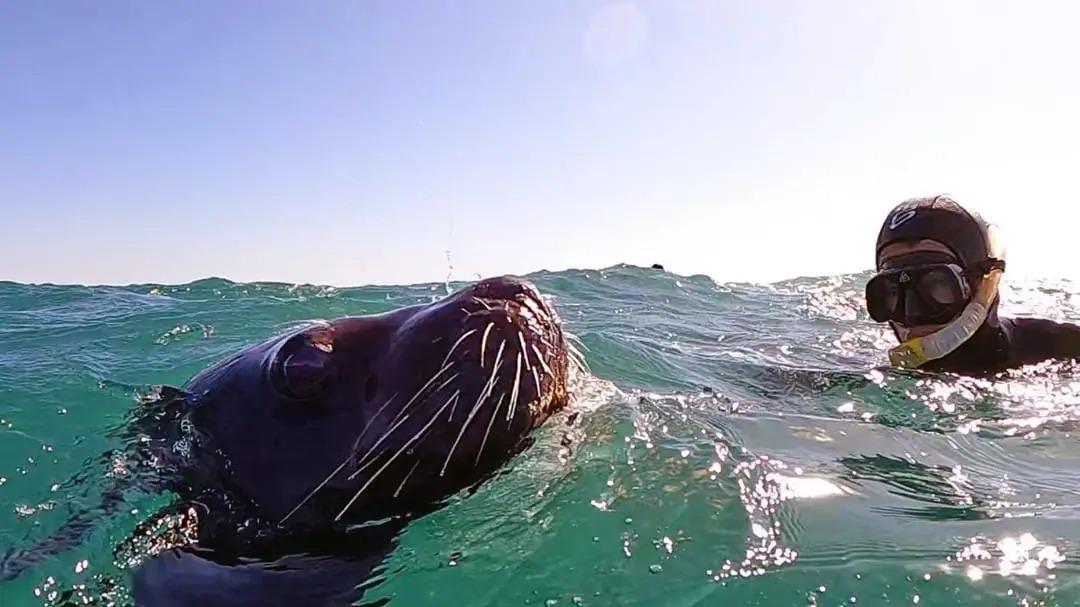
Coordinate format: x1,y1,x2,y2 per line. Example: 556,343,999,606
3,1,1080,287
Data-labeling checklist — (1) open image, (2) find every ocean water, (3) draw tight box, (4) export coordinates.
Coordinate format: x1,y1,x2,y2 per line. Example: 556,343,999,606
3,264,1080,606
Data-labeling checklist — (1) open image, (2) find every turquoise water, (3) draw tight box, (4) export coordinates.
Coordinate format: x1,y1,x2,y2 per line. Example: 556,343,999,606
3,264,1080,606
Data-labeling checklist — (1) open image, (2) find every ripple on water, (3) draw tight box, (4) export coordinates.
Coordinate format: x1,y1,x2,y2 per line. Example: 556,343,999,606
6,270,1080,606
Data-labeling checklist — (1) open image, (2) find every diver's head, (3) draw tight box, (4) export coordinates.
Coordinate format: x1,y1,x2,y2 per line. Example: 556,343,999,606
873,238,971,341
866,195,1006,367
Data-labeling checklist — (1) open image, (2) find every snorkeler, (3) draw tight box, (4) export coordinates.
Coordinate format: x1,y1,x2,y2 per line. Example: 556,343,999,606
866,195,1080,375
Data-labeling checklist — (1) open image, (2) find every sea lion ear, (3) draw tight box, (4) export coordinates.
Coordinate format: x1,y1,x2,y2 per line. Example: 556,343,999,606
269,329,335,401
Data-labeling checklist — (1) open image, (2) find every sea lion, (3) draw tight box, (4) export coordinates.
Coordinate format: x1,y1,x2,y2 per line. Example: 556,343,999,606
1,275,572,606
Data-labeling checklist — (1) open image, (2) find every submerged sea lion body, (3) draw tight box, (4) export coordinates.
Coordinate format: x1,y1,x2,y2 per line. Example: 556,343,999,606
2,276,572,606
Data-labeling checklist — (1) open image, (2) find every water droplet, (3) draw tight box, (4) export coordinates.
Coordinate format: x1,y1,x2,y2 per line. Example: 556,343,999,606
661,536,674,554
649,564,663,574
912,595,920,605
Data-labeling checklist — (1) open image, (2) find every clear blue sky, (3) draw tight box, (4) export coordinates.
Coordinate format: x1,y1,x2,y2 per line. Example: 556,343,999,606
3,1,1079,286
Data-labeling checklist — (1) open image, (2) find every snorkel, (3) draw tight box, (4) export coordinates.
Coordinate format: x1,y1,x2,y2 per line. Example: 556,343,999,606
888,268,1002,368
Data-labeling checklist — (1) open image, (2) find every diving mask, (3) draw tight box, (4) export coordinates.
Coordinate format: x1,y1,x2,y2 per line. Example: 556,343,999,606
865,262,972,326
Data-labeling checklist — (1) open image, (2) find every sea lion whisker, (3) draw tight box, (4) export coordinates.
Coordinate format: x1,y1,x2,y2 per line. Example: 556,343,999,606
351,413,414,477
441,329,478,367
393,458,424,498
480,322,495,368
389,361,455,427
579,357,591,373
506,353,522,422
567,343,589,372
567,354,585,376
336,390,461,521
574,355,589,374
475,393,507,466
352,392,399,445
400,371,460,426
566,333,590,351
568,352,583,371
357,368,454,473
278,456,352,525
517,332,533,372
531,344,553,377
351,389,460,480
441,340,505,476
461,306,495,320
539,334,559,355
531,366,541,398
472,297,492,310
448,390,461,421
431,372,461,400
274,388,401,522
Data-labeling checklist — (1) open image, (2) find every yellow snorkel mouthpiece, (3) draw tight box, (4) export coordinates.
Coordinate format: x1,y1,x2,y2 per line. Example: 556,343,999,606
888,338,927,369
888,270,1003,369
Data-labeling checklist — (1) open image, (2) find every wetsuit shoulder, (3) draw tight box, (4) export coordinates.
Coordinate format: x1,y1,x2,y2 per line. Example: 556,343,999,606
1006,317,1080,366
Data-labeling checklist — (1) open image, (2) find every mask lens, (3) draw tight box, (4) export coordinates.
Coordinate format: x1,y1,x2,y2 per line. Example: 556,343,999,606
866,272,901,322
916,267,964,307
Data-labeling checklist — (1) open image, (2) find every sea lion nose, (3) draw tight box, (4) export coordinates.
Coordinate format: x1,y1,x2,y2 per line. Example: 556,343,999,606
469,276,542,304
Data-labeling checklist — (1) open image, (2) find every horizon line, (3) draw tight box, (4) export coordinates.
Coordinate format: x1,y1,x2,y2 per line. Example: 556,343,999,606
0,263,880,291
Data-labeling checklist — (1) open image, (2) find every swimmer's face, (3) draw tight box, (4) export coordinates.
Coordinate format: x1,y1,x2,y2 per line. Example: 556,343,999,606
876,240,965,340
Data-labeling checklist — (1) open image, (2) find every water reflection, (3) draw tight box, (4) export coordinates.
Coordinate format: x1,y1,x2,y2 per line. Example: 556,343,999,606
838,454,991,521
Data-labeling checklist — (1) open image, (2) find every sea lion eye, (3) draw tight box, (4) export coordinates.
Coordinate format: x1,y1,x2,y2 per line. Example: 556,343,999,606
271,330,335,401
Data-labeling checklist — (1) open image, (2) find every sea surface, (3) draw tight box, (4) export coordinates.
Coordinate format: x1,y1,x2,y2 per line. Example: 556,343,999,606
3,265,1080,606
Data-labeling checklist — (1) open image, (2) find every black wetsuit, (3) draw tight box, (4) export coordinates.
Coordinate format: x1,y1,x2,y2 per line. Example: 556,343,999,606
920,315,1080,376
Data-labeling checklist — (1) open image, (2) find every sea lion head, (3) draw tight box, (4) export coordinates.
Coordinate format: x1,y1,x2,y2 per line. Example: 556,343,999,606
183,276,570,528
